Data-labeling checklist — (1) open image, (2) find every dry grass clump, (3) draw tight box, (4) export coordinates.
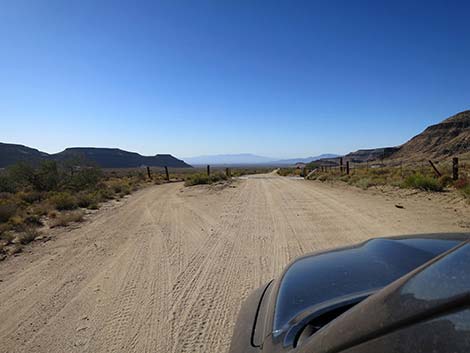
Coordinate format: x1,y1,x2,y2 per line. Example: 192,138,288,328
49,192,78,210
454,177,470,201
18,227,40,244
0,200,18,222
277,168,303,177
50,210,85,228
184,173,228,186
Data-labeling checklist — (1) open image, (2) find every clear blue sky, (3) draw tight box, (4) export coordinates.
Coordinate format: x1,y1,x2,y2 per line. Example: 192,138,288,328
1,0,469,159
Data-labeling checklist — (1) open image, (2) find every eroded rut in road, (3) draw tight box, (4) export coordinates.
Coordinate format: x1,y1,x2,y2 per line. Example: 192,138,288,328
0,174,467,353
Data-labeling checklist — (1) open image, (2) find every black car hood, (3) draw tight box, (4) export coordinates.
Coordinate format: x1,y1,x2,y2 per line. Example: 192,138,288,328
229,234,470,353
298,240,470,353
264,235,466,350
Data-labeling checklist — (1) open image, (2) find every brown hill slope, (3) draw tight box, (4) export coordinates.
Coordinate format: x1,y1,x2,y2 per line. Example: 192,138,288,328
390,110,470,161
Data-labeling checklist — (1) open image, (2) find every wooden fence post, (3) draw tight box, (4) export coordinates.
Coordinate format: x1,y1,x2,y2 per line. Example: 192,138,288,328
428,160,442,177
340,157,344,174
226,168,231,178
346,161,350,175
146,166,152,180
453,157,459,180
164,166,170,181
207,165,211,176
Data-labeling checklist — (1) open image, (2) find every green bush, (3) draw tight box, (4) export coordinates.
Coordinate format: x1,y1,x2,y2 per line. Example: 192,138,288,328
354,178,376,190
97,188,114,201
76,192,98,208
108,179,131,194
50,192,78,210
210,173,228,183
185,174,210,186
438,175,454,188
67,168,103,191
0,201,18,223
36,160,60,191
0,175,16,193
402,174,443,192
19,191,44,204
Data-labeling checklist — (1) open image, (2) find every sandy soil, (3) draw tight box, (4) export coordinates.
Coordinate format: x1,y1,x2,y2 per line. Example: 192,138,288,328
0,173,468,353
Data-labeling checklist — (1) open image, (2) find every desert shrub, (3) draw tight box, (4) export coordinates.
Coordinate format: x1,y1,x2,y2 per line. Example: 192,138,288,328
438,175,454,188
7,161,61,191
50,210,85,228
96,188,114,201
354,178,376,190
459,185,470,200
35,160,60,191
76,192,98,208
210,173,228,183
0,231,15,244
0,192,13,200
0,175,16,193
31,201,54,216
7,244,22,255
67,168,103,191
0,201,18,223
18,227,39,244
107,179,131,194
183,172,227,186
185,174,210,186
19,191,44,204
402,174,443,192
23,214,43,226
8,215,25,227
49,192,78,210
7,162,36,188
277,168,293,177
369,168,389,176
454,177,469,190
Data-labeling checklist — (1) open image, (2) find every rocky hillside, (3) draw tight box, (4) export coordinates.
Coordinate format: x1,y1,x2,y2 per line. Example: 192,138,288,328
0,143,191,168
345,147,400,163
391,110,470,161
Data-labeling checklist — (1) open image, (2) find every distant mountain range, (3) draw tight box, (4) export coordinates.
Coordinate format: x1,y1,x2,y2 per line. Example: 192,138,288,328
0,144,192,169
184,153,274,165
274,154,339,165
3,110,468,169
183,153,339,166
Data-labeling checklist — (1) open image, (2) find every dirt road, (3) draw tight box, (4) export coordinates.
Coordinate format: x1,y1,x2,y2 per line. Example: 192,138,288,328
0,173,467,353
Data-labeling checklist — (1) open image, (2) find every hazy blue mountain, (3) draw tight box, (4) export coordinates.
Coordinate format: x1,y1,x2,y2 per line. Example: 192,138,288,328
184,153,276,165
273,154,340,165
184,153,340,165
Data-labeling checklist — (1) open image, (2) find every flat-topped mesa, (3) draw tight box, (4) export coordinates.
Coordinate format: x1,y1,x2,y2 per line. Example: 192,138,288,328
0,144,192,168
